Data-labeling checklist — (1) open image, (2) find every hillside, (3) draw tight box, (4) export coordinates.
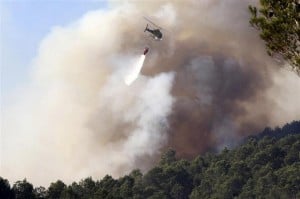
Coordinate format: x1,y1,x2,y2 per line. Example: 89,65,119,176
1,121,300,199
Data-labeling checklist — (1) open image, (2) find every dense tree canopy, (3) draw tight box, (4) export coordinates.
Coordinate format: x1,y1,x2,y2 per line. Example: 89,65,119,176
249,0,300,73
1,121,300,198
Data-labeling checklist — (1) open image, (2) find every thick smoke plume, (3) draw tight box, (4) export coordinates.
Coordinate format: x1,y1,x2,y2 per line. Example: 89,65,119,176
2,0,300,185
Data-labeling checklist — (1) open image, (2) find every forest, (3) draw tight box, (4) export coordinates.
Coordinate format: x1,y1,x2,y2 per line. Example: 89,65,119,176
1,120,300,199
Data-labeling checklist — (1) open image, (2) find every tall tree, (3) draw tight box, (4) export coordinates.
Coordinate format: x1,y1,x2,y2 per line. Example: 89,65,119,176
249,0,300,73
0,177,15,199
47,180,66,199
13,179,35,199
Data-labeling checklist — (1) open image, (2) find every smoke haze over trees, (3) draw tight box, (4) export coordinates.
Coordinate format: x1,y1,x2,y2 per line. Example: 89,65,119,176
1,121,300,198
2,0,300,186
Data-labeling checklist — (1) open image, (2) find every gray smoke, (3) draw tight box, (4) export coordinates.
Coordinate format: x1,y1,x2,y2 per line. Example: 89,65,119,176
2,0,300,186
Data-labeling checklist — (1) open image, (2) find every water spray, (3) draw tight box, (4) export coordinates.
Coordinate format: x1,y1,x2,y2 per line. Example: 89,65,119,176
124,47,148,86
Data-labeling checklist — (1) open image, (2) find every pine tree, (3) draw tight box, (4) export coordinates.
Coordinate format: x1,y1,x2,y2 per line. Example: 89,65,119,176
249,0,300,73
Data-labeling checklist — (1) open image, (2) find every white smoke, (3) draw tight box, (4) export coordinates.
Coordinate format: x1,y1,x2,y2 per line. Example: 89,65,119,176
1,6,174,186
2,0,300,186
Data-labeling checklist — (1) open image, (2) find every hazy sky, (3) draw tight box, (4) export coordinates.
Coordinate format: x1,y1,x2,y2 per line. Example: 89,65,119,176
1,0,108,102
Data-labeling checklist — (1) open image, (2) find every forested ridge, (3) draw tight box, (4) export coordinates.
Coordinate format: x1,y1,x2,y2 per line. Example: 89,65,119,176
1,121,300,199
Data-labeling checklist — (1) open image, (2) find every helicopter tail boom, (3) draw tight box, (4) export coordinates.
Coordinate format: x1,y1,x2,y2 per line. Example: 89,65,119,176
144,24,149,32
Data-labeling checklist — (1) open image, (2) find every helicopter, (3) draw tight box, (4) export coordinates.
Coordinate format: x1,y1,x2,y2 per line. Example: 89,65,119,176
143,17,163,41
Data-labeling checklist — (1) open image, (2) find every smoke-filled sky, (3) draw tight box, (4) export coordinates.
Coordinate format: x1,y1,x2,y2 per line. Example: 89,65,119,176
1,0,300,186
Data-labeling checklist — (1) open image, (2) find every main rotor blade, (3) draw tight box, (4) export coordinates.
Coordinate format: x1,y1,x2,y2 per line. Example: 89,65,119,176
143,16,163,30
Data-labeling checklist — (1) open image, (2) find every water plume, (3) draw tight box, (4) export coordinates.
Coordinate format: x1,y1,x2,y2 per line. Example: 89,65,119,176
124,55,146,86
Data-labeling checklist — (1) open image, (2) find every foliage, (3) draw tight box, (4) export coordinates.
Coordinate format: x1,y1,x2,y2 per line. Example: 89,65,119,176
1,121,300,198
0,177,14,199
12,179,35,199
249,0,300,73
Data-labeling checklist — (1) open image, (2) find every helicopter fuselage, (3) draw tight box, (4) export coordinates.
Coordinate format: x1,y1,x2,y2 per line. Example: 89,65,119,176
145,27,163,40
